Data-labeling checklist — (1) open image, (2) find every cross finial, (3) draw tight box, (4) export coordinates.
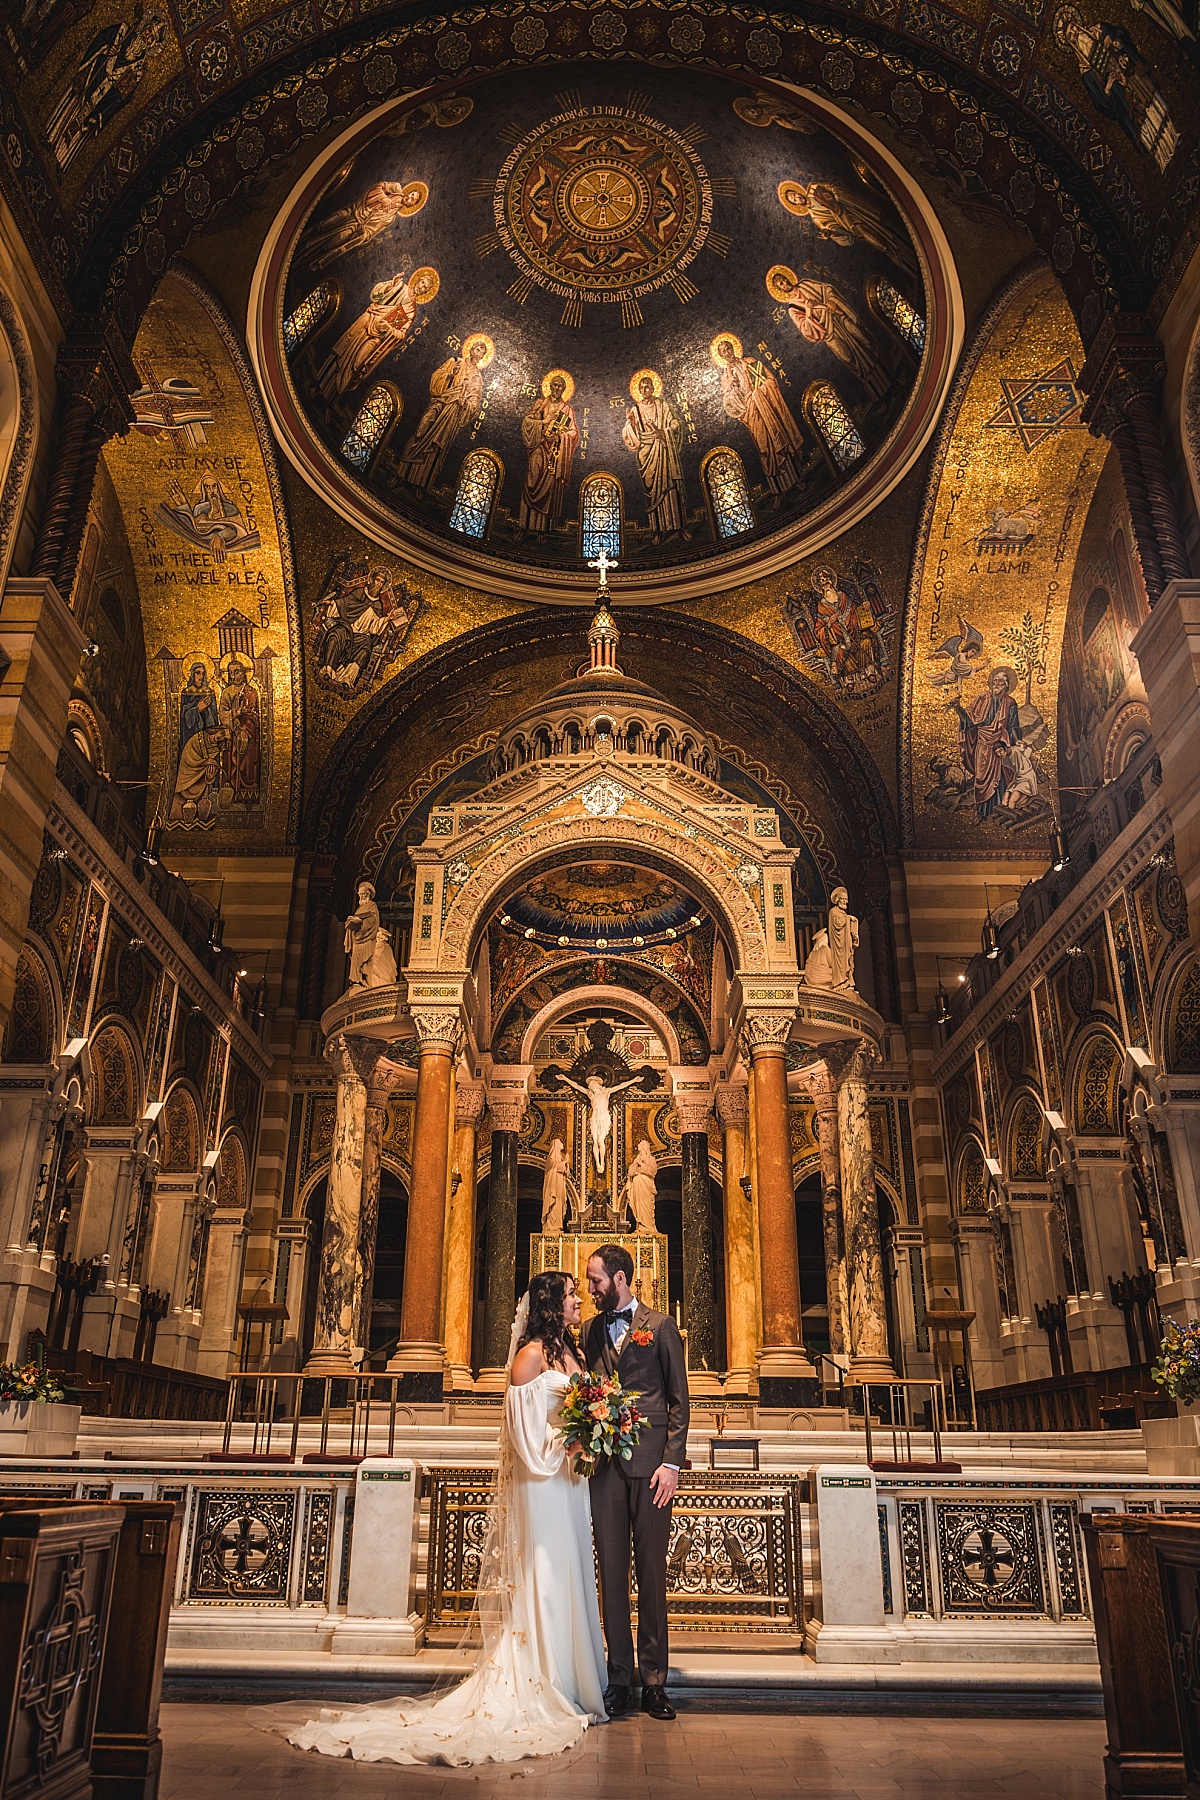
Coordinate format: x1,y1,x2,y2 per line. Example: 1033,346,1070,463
588,548,617,592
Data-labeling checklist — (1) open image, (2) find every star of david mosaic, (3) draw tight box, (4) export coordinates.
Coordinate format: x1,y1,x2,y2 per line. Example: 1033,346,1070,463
495,105,711,316
982,360,1085,451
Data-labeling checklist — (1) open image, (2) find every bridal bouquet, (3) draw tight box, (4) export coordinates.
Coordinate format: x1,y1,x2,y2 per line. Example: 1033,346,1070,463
560,1372,642,1477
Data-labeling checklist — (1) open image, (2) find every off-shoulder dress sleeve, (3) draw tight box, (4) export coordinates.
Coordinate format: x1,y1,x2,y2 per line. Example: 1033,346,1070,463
505,1376,566,1477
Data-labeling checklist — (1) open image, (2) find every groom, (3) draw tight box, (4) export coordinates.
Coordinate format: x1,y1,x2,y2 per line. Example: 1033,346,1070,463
585,1243,689,1722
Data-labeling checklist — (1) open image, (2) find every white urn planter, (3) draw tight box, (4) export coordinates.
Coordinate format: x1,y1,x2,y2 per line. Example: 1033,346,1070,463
0,1400,81,1458
1142,1410,1200,1476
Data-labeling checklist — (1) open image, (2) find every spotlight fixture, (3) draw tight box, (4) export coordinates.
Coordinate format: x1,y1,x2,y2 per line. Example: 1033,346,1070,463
935,981,951,1027
208,912,225,952
1049,819,1069,873
141,826,162,867
983,913,1000,961
253,979,267,1020
237,967,248,978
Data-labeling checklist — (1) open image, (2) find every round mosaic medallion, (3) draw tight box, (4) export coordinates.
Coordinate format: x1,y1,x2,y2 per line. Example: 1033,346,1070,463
496,108,710,302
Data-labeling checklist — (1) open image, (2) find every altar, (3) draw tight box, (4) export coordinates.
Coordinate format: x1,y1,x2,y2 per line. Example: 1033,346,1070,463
529,1232,669,1323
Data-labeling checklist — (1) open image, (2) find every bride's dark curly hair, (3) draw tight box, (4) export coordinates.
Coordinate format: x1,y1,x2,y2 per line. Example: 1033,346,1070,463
518,1270,580,1370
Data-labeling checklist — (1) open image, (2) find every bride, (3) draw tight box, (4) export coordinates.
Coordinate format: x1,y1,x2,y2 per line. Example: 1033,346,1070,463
284,1270,608,1766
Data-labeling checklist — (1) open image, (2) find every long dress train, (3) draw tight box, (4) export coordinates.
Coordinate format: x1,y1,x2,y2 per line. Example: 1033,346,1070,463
284,1370,607,1766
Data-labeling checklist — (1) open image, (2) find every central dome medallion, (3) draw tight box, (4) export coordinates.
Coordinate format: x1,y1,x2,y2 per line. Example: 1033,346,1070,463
496,110,711,318
255,64,959,603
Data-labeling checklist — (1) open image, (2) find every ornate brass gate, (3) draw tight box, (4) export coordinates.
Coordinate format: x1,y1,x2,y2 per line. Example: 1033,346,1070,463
423,1468,805,1633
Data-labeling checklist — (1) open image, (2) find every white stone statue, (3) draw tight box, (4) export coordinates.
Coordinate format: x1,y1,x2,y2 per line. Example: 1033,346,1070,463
802,928,835,989
559,1070,642,1175
827,886,859,991
622,1138,659,1233
364,928,398,989
343,881,381,989
540,1138,575,1233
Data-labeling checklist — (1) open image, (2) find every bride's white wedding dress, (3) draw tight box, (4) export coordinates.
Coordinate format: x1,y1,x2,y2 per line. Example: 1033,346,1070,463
285,1369,608,1766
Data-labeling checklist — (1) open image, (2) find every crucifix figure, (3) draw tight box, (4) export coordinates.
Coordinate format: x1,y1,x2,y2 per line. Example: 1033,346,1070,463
588,548,617,592
560,1070,641,1176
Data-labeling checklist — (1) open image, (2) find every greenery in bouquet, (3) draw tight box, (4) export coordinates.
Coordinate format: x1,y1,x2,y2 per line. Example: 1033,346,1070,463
560,1371,642,1477
1152,1320,1200,1406
0,1361,66,1405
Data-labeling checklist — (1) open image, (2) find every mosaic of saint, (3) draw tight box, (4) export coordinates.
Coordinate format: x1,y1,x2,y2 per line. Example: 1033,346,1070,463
907,272,1107,850
101,273,294,842
278,65,928,574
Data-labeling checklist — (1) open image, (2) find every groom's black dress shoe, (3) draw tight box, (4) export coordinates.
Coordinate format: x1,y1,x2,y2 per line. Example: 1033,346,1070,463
640,1685,676,1721
603,1685,631,1718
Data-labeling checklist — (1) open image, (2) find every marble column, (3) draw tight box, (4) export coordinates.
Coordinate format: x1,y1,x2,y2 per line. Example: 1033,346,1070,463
809,1066,848,1359
445,1080,485,1389
357,1059,405,1355
480,1097,525,1385
745,1012,817,1402
676,1097,716,1375
392,1007,460,1395
715,1083,756,1395
826,1039,896,1383
304,1033,390,1377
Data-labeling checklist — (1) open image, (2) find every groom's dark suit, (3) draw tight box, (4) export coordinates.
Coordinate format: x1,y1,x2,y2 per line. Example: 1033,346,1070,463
585,1302,689,1689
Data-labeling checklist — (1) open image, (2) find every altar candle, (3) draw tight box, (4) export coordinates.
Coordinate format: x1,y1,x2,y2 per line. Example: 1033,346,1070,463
674,1301,682,1328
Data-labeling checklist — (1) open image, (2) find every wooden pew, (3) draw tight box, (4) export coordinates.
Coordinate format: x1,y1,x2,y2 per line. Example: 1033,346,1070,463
1082,1513,1185,1798
0,1504,123,1800
0,1499,181,1800
1149,1518,1200,1800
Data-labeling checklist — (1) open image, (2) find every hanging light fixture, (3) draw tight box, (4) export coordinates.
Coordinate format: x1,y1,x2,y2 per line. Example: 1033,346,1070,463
141,826,162,867
935,981,951,1026
983,912,1000,961
1049,818,1069,873
208,911,225,953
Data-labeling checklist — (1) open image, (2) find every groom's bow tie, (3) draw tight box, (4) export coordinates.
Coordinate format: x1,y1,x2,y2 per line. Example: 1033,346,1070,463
609,1307,634,1329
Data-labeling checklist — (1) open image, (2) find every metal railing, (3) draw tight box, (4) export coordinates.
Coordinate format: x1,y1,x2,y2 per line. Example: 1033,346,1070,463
219,1373,413,1459
848,1379,949,1468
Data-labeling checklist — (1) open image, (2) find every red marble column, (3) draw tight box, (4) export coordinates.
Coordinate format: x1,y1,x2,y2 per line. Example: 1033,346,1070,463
746,1014,817,1404
392,1008,460,1396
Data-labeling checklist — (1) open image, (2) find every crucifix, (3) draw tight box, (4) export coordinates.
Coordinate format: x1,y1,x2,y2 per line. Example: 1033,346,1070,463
588,548,617,592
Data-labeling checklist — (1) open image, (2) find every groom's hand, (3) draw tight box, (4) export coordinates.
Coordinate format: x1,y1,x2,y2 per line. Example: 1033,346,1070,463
649,1464,679,1508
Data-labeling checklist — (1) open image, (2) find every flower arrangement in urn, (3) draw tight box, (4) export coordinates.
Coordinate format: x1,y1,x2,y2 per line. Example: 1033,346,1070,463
0,1361,65,1404
1151,1321,1200,1405
559,1372,642,1477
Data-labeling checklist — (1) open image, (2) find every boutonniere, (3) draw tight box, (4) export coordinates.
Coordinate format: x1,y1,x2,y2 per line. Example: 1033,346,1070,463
630,1327,654,1346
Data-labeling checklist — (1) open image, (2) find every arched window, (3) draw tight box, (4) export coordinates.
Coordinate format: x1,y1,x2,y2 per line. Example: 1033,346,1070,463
804,381,865,473
867,277,925,355
449,449,501,540
703,448,755,539
340,384,400,472
580,473,622,562
282,280,339,354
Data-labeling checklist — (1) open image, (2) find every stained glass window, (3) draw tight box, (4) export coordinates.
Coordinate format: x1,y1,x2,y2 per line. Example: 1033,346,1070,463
704,449,754,539
868,278,926,354
581,473,622,563
449,450,501,539
340,385,398,471
282,281,337,354
804,381,865,472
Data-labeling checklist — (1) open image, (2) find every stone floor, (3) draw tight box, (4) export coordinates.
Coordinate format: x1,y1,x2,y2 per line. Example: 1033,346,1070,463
159,1702,1107,1797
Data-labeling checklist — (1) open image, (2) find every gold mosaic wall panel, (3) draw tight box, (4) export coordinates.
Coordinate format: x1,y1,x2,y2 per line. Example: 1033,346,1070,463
906,270,1108,853
103,271,295,845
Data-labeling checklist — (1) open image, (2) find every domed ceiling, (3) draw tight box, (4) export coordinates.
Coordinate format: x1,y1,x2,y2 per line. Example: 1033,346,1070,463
255,65,958,603
498,862,704,949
